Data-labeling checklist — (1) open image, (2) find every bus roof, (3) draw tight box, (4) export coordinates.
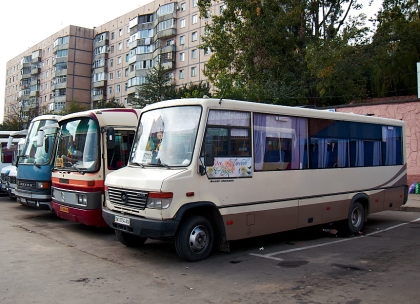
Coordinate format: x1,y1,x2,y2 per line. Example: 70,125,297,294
141,98,404,127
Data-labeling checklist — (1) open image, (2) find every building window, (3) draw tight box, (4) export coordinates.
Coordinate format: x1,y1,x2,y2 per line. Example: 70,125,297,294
110,45,114,53
119,29,123,37
191,67,197,77
111,32,115,40
126,39,130,47
125,68,129,77
180,52,185,62
220,5,226,14
125,83,128,91
118,42,122,50
180,2,186,11
118,56,122,64
192,0,197,7
192,14,198,24
109,73,114,80
126,54,129,62
116,85,121,93
109,87,113,94
180,35,185,45
192,32,197,41
180,19,185,28
110,59,114,67
117,71,121,78
204,47,210,55
179,70,184,79
191,49,197,59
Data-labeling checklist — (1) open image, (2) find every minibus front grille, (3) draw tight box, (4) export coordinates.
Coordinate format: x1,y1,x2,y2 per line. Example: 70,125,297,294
108,187,148,210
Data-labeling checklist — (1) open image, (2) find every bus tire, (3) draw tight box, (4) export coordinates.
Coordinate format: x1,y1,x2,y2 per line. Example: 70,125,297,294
115,230,147,247
175,215,214,262
343,201,365,234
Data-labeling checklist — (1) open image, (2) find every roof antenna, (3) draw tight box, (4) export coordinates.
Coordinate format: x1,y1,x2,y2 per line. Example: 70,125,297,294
219,87,226,105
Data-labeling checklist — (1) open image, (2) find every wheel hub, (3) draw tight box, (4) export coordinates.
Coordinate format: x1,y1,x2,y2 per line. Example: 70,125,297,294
189,225,208,253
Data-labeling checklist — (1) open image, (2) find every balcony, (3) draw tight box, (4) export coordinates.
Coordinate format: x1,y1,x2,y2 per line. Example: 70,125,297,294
156,28,176,40
30,79,39,86
29,90,39,97
92,80,107,88
92,92,106,102
53,95,66,103
53,42,69,54
127,86,137,95
53,57,67,66
93,38,108,48
153,45,175,59
52,82,66,91
54,69,67,77
92,66,107,74
22,71,31,79
31,66,40,75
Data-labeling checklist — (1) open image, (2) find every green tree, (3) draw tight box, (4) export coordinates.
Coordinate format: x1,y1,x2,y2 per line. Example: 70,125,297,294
176,81,212,98
368,0,420,97
97,97,125,109
198,0,368,106
129,61,175,108
59,99,90,115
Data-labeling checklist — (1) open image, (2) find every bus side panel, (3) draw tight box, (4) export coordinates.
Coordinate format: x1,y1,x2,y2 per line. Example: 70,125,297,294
222,201,298,241
298,197,324,228
383,186,405,210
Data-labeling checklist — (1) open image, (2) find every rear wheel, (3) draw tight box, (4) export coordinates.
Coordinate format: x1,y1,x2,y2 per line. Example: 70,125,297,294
342,202,365,234
175,216,214,262
115,230,147,247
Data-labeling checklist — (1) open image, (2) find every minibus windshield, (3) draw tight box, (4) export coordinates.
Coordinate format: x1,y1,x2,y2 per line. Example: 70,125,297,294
19,119,57,166
55,118,99,172
130,106,202,167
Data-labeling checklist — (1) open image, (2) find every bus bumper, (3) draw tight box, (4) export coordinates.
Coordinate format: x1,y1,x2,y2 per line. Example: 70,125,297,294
51,201,107,227
15,190,52,210
102,209,179,238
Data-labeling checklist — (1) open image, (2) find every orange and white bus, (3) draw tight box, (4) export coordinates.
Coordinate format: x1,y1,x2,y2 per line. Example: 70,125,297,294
102,98,408,261
51,109,140,227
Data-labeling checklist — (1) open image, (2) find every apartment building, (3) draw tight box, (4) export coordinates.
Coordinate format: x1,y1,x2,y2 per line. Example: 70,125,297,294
3,0,224,121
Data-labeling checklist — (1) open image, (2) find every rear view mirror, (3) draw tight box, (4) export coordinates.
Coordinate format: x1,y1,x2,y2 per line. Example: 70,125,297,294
204,143,214,167
107,127,116,149
37,130,45,147
7,136,13,149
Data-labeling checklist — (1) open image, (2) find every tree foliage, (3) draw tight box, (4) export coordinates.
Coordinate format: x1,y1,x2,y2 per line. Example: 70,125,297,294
129,61,176,108
367,0,420,97
198,0,376,106
97,97,125,109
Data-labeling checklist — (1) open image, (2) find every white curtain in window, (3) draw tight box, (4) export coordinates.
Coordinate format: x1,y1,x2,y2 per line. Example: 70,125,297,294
208,110,250,126
291,117,307,169
383,126,397,165
318,138,328,168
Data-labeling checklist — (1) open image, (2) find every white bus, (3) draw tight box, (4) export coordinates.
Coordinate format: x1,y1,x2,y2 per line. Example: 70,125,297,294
102,98,407,261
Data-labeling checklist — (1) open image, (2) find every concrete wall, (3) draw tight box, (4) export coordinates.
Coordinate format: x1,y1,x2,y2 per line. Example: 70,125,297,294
335,99,420,186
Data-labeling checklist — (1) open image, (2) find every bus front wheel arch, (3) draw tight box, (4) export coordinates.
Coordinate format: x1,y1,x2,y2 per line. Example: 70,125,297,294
175,215,215,262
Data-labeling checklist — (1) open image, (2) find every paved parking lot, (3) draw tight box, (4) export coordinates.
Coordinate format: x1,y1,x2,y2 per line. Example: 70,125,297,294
1,195,420,304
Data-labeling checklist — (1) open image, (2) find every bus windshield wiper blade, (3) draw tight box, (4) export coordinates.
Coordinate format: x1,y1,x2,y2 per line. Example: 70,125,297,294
131,162,145,168
71,163,85,175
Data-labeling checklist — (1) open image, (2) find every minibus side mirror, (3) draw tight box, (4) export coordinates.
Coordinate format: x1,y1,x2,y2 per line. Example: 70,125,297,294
204,143,214,167
37,130,45,147
107,127,116,150
7,136,13,149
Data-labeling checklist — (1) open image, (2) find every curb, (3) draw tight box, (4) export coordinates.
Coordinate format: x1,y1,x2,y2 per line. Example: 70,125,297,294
399,206,420,212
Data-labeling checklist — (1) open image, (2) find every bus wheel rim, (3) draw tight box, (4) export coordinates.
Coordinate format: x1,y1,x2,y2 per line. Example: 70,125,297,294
188,225,208,253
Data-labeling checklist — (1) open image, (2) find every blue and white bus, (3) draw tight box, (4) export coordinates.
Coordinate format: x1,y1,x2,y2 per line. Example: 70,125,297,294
15,115,62,210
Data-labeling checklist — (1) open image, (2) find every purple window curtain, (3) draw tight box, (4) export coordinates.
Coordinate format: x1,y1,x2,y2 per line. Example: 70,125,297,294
337,139,348,167
373,141,381,166
291,117,307,169
383,126,397,165
253,114,266,171
318,138,328,168
355,140,364,166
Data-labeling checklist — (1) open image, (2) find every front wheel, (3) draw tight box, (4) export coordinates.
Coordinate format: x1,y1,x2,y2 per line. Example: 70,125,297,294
115,230,147,247
342,202,365,234
175,216,214,262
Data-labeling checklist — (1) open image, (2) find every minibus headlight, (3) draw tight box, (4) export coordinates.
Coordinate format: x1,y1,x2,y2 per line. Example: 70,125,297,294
146,192,173,209
104,186,109,207
77,194,87,206
36,182,50,189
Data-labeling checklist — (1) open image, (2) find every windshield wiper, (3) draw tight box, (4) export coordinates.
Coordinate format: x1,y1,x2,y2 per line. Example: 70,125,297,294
71,163,85,175
131,162,145,168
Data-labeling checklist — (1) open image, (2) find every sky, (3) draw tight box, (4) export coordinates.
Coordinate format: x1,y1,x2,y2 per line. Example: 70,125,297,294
0,0,382,124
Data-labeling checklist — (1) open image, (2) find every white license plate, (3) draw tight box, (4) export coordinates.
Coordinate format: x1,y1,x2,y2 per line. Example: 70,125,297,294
115,215,130,226
20,198,26,203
